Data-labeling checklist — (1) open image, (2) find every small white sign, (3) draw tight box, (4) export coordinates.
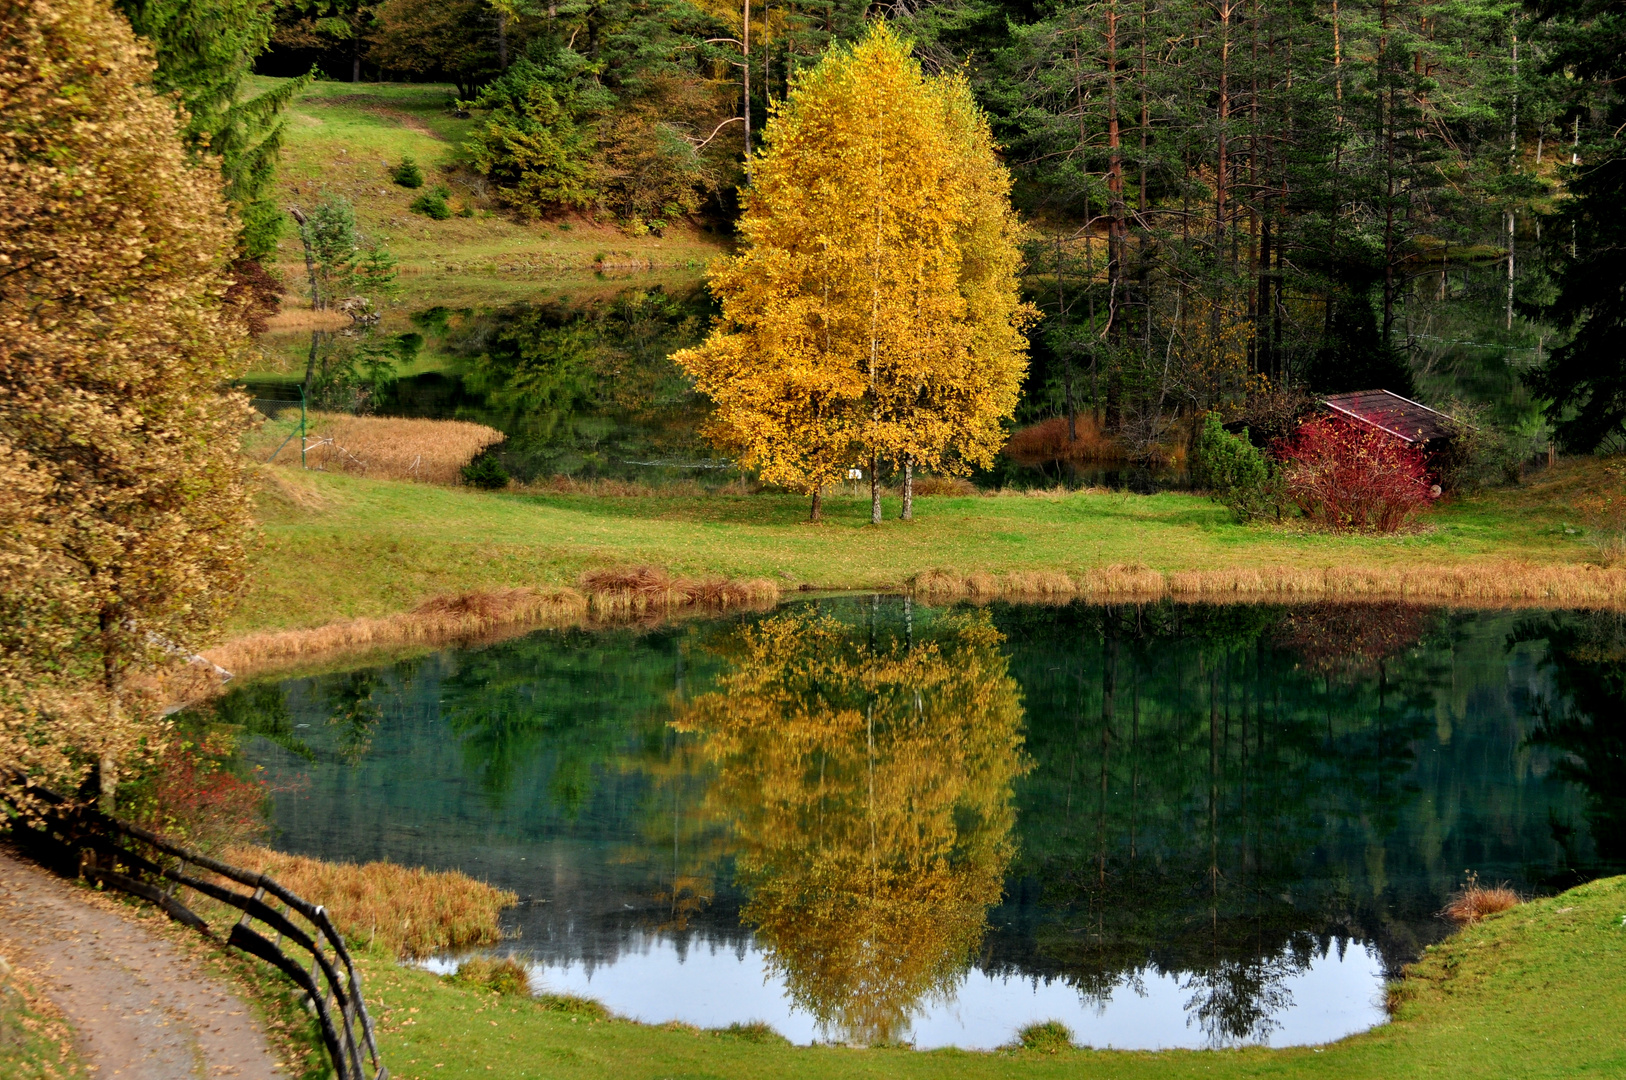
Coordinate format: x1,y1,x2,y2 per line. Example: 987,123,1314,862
847,468,864,480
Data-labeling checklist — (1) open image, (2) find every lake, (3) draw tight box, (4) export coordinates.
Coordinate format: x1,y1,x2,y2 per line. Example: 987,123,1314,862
227,598,1626,1049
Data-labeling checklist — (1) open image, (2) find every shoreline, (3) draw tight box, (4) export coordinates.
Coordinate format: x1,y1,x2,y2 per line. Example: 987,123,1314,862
197,559,1626,683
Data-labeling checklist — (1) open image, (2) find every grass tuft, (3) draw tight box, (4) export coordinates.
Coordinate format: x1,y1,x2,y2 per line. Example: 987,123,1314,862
450,956,530,996
712,1021,790,1044
1442,872,1521,924
537,994,612,1020
1015,1020,1075,1054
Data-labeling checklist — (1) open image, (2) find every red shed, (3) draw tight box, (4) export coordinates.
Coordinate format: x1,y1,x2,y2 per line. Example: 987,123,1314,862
1321,390,1455,446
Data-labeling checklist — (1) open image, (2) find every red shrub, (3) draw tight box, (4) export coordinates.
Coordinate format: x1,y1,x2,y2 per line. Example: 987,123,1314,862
137,733,270,851
1276,416,1437,532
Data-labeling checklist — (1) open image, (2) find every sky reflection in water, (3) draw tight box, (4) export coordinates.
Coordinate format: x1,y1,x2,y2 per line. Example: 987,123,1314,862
231,599,1626,1049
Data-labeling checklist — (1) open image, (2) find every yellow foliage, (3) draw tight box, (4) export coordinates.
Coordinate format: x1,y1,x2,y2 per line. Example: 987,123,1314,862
0,0,254,800
674,25,1031,513
675,608,1028,1044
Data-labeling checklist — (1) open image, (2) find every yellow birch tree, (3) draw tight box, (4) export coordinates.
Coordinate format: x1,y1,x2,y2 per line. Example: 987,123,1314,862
674,23,1031,522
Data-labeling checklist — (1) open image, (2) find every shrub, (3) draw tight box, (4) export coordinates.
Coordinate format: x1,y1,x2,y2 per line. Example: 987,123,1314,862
1276,416,1437,532
1016,1020,1074,1053
1193,411,1277,522
391,156,424,188
128,734,269,852
461,448,511,489
410,185,452,220
452,956,530,995
1432,401,1524,493
464,56,601,218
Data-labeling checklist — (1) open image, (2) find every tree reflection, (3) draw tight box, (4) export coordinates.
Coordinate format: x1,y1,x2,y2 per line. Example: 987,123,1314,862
1517,610,1626,867
675,607,1029,1044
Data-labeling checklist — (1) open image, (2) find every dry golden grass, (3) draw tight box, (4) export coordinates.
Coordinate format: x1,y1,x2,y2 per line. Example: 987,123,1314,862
1443,874,1521,924
911,561,1626,606
204,573,779,679
579,565,779,616
226,845,516,958
206,588,590,675
1003,415,1128,465
266,413,504,485
260,307,351,332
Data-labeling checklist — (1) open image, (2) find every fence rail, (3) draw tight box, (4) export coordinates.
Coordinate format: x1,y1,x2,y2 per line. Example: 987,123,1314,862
3,781,386,1080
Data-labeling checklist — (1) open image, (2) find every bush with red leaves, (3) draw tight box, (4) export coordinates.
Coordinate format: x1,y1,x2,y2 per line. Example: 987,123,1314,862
1275,416,1437,532
132,733,269,852
224,257,283,335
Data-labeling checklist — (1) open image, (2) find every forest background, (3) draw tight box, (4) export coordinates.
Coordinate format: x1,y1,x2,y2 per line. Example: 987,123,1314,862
165,0,1626,466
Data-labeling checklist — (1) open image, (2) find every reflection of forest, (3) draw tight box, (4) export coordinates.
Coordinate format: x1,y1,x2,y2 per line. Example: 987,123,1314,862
984,601,1623,1044
676,607,1027,1045
225,600,1626,1047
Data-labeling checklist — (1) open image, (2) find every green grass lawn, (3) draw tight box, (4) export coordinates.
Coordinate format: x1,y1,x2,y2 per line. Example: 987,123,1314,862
232,462,1602,637
357,875,1626,1080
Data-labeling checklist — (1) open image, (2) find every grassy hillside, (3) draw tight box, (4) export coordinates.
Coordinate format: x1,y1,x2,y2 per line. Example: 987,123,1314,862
250,77,725,377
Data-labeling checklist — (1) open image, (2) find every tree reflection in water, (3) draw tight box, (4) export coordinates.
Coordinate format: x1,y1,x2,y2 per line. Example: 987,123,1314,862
676,606,1028,1045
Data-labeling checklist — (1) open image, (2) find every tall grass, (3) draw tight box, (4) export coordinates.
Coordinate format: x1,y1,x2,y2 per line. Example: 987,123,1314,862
259,412,504,485
579,566,779,616
226,846,516,958
206,587,590,675
911,561,1626,605
206,572,779,677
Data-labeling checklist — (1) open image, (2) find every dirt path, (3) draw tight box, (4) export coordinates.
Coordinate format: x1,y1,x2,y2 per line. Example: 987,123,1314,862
0,847,282,1078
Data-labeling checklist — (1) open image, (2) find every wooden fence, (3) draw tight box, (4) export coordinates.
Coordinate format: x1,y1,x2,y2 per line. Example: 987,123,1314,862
3,782,386,1080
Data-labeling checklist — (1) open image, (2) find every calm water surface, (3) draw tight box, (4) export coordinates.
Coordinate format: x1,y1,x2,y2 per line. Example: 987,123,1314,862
228,600,1626,1049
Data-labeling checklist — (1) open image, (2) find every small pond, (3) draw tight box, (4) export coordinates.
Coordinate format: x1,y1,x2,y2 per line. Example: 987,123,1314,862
226,599,1626,1049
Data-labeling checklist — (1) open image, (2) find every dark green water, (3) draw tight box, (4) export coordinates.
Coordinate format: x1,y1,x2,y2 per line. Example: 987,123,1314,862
228,599,1626,1049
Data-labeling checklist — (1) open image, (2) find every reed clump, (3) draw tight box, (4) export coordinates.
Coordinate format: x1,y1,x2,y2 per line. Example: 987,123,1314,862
262,413,504,485
580,566,779,615
1443,873,1521,924
225,845,516,958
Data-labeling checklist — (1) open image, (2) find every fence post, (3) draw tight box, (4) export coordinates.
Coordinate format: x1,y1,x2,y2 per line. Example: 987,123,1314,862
300,383,308,470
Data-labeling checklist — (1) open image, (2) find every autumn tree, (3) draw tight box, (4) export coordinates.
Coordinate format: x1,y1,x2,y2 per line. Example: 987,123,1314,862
675,23,1030,522
674,608,1027,1043
0,0,255,808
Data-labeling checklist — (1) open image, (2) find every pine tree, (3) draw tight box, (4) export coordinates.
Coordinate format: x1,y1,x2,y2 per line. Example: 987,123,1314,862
675,22,1029,521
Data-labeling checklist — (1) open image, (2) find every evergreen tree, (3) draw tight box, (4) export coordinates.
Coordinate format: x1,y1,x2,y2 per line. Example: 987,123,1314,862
116,0,306,257
1526,0,1626,451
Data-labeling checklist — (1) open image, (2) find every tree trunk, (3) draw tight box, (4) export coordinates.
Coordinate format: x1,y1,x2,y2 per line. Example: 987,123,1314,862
288,206,323,311
742,0,752,164
870,452,881,525
498,12,509,69
810,487,822,522
901,458,913,521
98,753,117,815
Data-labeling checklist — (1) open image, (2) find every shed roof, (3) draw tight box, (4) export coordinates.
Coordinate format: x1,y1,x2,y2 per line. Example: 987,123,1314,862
1322,390,1455,445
